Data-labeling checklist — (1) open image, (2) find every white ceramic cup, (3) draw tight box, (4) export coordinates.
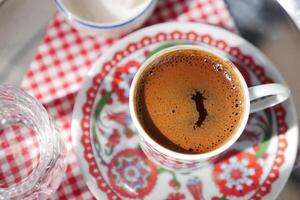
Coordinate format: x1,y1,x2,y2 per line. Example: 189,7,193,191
129,45,290,171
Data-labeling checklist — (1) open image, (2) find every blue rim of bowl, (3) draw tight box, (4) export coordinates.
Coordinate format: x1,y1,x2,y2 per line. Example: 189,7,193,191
55,0,156,29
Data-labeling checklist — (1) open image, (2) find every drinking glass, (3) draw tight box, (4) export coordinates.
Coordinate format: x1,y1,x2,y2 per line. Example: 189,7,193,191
0,85,66,199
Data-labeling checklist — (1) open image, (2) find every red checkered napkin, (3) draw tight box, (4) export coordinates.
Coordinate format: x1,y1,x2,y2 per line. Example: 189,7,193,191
0,125,39,189
19,0,235,199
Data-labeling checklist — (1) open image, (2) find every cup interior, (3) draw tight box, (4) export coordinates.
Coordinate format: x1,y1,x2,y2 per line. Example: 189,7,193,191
129,45,250,161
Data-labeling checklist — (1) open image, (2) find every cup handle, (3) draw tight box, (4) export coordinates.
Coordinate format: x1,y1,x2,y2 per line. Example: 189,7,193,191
248,83,290,113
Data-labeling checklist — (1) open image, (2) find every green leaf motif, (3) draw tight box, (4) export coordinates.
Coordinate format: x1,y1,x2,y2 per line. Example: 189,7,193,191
180,171,191,175
93,91,113,122
92,91,113,152
256,110,273,158
219,196,229,200
157,167,167,174
157,167,181,189
105,147,114,156
147,42,191,58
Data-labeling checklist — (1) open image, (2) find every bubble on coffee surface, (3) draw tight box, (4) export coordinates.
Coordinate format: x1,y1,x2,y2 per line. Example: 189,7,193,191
214,63,223,72
136,49,245,154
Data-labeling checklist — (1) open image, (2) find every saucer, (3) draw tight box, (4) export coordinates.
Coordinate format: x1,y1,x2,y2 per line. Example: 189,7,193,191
71,22,298,200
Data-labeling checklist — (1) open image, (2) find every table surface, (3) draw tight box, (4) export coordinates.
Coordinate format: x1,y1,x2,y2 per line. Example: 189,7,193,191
0,0,298,199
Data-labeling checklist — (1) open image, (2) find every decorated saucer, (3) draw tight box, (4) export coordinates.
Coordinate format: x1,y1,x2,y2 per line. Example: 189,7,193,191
71,22,298,200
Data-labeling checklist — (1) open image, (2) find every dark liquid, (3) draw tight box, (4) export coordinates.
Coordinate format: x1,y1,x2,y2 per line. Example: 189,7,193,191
135,49,245,154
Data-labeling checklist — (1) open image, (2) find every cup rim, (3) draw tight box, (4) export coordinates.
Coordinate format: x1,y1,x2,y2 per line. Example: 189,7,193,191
129,45,250,161
55,0,156,29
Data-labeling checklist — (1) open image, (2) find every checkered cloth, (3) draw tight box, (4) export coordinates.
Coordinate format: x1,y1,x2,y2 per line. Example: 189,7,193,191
0,125,39,189
19,0,236,199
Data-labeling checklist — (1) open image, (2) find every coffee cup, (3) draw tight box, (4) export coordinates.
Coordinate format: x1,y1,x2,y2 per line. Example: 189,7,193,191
129,45,290,171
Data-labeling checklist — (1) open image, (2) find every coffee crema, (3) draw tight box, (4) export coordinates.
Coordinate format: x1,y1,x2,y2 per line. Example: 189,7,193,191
135,49,245,154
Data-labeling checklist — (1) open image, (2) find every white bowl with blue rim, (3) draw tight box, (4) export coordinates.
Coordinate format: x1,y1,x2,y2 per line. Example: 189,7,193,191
55,0,158,37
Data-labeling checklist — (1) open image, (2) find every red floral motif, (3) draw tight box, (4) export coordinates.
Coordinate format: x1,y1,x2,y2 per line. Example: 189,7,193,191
106,129,120,148
213,150,263,196
155,32,167,42
170,30,183,40
215,40,228,50
261,153,268,160
201,34,213,45
113,51,125,63
228,47,242,57
126,42,138,53
186,31,198,41
124,128,134,138
111,60,140,104
108,149,157,198
100,89,113,105
186,177,204,200
105,111,127,125
169,179,180,189
144,50,150,57
166,192,186,200
141,36,153,47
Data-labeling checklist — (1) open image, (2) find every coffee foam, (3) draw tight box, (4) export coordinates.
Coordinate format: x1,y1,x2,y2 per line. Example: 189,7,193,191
136,49,245,154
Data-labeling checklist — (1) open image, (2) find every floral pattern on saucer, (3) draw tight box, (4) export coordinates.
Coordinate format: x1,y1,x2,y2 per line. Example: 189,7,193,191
75,25,296,200
111,61,140,104
108,149,157,198
213,151,263,197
